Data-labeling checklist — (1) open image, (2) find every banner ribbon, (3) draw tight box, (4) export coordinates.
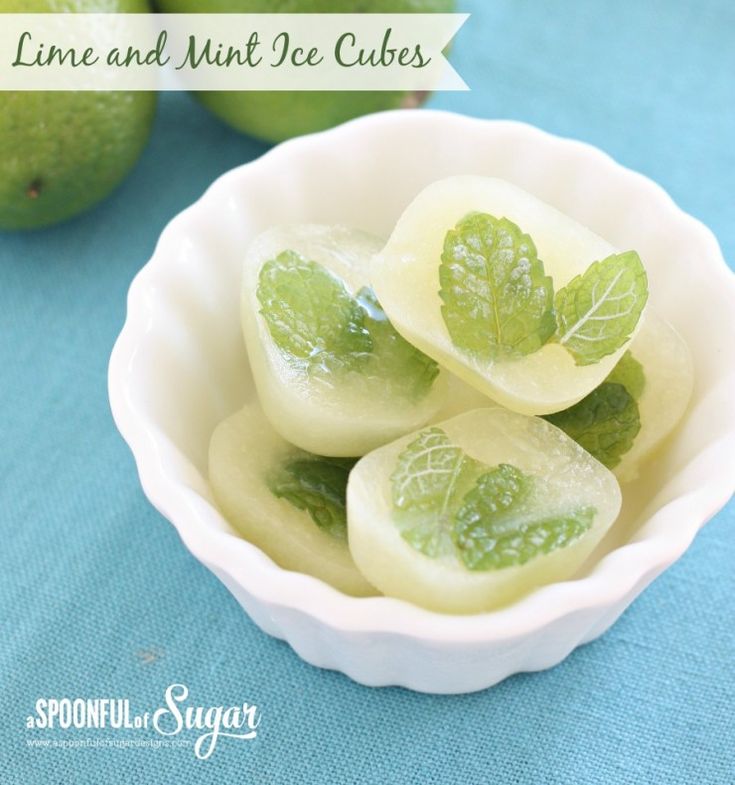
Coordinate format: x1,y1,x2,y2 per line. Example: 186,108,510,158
0,13,469,91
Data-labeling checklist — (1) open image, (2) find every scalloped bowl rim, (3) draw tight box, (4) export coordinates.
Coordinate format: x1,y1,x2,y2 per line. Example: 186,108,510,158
109,109,735,645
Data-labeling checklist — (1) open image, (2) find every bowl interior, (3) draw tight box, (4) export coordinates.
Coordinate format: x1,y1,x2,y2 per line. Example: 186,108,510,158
121,111,735,608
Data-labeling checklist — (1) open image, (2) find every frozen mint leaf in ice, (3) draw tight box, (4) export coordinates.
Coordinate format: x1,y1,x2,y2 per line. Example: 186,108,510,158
391,427,480,558
544,382,641,469
391,429,597,569
455,507,596,571
607,350,646,400
553,251,648,366
454,463,594,571
356,287,439,401
439,212,555,361
257,251,371,373
269,455,357,540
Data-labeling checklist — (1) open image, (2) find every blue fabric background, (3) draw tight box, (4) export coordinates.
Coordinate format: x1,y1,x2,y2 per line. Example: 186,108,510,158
2,1,734,782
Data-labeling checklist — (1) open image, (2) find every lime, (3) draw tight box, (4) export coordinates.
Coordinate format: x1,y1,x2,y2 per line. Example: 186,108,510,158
155,0,455,142
0,0,157,230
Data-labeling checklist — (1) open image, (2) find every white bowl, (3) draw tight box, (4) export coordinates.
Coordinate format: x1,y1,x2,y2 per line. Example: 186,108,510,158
109,110,735,694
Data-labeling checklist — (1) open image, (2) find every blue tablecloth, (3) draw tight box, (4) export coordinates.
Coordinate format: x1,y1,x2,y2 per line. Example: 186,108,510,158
2,1,734,782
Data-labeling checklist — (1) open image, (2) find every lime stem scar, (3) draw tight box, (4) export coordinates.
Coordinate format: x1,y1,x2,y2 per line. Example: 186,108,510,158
26,179,43,199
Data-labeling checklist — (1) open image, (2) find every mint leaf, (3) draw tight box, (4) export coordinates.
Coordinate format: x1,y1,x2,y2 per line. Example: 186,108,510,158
453,463,532,553
356,287,439,401
391,428,475,512
391,429,598,568
391,427,481,557
257,251,371,373
454,502,595,571
607,350,645,400
544,382,641,469
543,350,646,468
257,255,438,400
268,455,357,541
439,212,556,361
553,251,648,366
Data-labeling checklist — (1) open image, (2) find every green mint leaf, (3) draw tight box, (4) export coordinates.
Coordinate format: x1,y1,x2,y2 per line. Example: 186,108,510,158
454,464,531,534
544,382,641,469
356,287,440,401
391,430,598,568
399,519,456,561
454,502,595,571
257,255,438,400
439,212,556,361
553,251,648,366
391,427,481,557
268,455,357,541
391,428,474,513
257,250,371,373
607,350,645,400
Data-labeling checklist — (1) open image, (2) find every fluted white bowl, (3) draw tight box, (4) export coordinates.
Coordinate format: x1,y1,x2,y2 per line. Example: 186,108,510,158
108,110,735,693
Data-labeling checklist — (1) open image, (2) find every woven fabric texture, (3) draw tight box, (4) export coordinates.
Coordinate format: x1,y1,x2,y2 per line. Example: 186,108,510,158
1,1,733,782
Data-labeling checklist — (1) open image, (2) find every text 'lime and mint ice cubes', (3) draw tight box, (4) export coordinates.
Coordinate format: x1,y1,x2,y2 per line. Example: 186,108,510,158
371,176,649,415
547,312,693,482
347,408,622,613
241,224,447,456
209,401,375,597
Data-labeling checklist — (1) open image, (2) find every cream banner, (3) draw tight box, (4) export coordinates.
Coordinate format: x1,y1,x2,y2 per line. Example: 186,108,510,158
0,13,469,91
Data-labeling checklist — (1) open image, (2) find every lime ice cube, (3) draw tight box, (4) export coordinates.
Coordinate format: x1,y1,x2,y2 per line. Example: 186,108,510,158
545,312,693,481
371,176,647,415
242,224,446,456
614,312,693,482
347,408,621,613
209,401,376,597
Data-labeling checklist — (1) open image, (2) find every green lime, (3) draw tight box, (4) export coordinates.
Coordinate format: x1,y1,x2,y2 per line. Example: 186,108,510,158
155,0,456,143
0,0,157,231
